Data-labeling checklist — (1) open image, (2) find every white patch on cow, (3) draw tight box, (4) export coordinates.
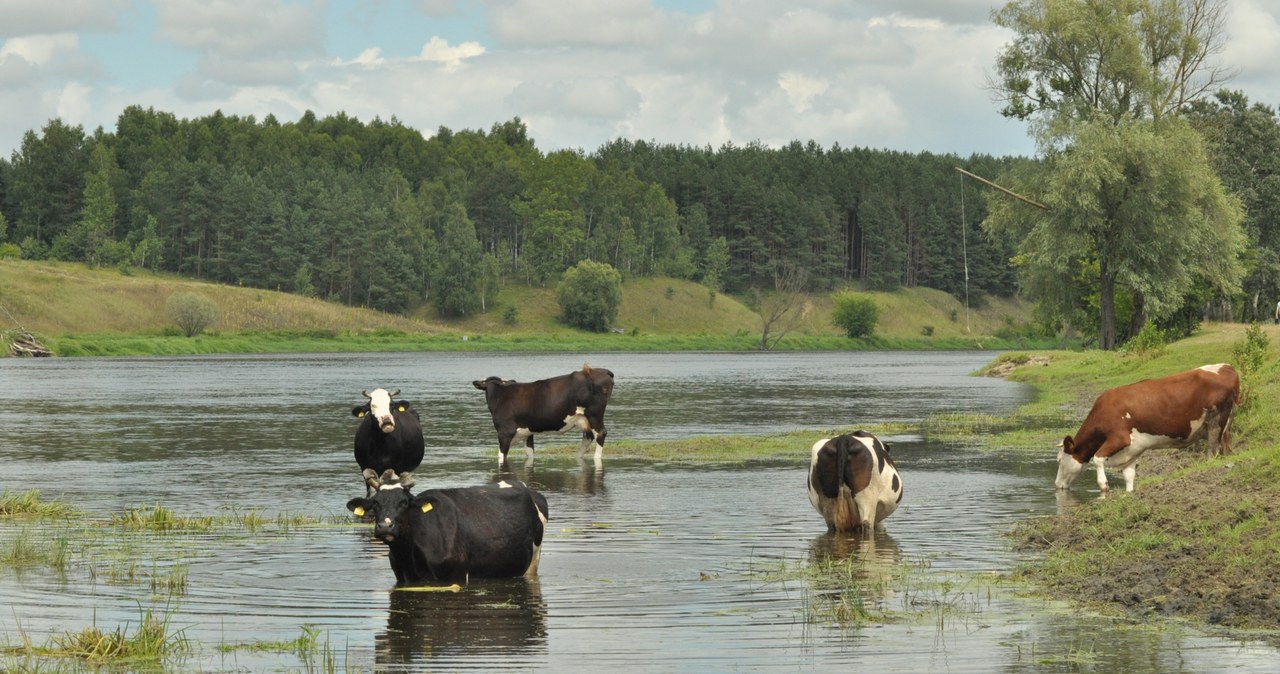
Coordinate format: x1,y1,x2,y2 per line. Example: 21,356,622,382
498,480,512,488
512,427,533,446
559,406,589,433
378,482,406,491
1055,448,1086,490
368,388,396,433
1123,412,1132,420
1199,363,1227,373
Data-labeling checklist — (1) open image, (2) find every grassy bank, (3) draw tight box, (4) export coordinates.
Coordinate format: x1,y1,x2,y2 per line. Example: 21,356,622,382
2,260,1058,356
991,322,1280,629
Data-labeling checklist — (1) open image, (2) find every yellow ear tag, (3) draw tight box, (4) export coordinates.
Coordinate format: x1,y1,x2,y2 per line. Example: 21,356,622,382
421,503,433,513
357,411,365,417
353,506,366,517
398,405,406,412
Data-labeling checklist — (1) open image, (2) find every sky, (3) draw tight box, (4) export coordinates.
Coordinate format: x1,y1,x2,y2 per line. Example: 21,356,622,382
2,0,1280,162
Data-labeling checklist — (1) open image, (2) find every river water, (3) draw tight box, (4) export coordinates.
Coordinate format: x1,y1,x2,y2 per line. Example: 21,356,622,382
0,351,1276,672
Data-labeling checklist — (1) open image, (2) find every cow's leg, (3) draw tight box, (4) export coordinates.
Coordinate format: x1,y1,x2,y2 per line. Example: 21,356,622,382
525,433,536,460
1122,463,1137,492
1092,455,1109,492
498,432,514,464
853,489,878,538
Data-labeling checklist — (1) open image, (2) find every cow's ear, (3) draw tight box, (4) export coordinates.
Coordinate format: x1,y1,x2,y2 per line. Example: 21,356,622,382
352,405,367,418
396,402,410,412
412,493,435,513
472,380,486,390
347,498,372,517
1061,436,1074,452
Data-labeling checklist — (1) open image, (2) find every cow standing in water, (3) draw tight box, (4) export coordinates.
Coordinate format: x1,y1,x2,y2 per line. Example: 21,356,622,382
472,365,614,464
1055,363,1240,493
352,388,424,492
347,470,549,586
807,431,903,535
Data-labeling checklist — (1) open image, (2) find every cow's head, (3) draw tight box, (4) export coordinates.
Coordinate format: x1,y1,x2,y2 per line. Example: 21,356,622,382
472,376,514,394
352,388,401,433
346,468,429,543
1054,436,1085,489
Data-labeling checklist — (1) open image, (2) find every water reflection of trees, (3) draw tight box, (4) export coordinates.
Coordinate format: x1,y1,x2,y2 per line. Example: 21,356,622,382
375,578,547,668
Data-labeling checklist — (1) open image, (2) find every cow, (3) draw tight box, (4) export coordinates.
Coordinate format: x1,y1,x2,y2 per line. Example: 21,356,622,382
1055,363,1240,493
807,431,903,535
472,364,614,463
353,388,424,492
347,469,549,586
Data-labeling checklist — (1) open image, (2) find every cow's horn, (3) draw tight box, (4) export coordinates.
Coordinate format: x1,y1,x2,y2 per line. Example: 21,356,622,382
380,469,398,484
362,467,380,488
362,389,372,399
399,472,415,489
389,389,400,398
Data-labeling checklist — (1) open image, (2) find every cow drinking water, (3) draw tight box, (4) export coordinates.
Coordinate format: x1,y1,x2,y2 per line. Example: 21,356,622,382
472,365,614,463
1055,363,1240,493
807,431,903,535
353,388,424,489
347,470,549,586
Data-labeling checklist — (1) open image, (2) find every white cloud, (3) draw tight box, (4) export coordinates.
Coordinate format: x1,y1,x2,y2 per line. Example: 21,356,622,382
0,0,128,38
418,36,485,72
0,33,79,66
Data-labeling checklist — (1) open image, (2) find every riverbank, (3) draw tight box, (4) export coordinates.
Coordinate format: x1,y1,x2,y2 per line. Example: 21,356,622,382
2,260,1060,356
987,322,1280,630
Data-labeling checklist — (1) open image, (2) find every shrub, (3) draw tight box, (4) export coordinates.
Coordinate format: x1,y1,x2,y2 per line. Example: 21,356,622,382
831,292,878,338
166,292,220,337
1231,322,1271,408
502,305,519,325
556,260,623,332
1120,322,1167,359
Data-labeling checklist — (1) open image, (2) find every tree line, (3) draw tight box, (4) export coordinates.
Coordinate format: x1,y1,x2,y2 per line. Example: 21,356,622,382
0,106,1021,318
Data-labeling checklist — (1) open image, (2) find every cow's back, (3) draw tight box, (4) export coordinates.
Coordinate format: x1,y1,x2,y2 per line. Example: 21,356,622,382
400,482,546,581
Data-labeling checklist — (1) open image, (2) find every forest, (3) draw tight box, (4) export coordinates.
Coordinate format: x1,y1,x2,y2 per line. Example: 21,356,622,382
1,91,1278,336
0,106,1020,315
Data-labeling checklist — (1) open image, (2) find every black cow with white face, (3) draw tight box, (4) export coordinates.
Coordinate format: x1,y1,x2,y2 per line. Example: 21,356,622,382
353,388,424,490
347,470,549,586
472,364,614,464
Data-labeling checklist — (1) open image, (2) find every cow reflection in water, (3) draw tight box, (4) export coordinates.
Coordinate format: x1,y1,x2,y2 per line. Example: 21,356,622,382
376,579,547,668
808,531,904,612
493,456,606,498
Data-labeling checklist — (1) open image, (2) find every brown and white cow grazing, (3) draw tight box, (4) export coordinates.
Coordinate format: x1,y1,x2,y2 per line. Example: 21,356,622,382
807,431,903,535
1055,363,1240,493
472,364,614,463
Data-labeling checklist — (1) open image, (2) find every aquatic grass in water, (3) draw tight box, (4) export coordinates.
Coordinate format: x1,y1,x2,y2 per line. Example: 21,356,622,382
0,529,71,572
2,607,191,669
0,490,80,518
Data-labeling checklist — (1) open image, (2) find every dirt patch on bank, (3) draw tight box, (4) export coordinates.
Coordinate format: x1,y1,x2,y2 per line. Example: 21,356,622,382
1012,448,1280,629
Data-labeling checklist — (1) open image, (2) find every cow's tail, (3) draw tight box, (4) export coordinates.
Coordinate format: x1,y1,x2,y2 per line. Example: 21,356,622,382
834,439,859,531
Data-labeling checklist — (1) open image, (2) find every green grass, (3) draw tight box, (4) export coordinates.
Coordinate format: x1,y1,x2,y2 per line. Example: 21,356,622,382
1004,322,1280,629
2,608,191,669
3,259,1058,357
0,490,81,518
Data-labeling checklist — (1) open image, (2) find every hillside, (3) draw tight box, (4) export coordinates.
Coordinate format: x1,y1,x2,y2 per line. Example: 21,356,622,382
0,260,1038,352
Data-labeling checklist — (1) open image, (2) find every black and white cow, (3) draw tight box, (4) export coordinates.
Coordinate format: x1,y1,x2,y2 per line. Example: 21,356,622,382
347,470,549,586
472,365,614,463
353,388,424,490
807,431,903,535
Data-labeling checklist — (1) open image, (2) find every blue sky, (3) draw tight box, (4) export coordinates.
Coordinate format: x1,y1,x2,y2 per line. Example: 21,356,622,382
3,0,1279,161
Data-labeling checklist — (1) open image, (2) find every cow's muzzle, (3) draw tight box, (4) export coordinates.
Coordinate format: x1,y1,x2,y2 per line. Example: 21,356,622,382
378,417,396,433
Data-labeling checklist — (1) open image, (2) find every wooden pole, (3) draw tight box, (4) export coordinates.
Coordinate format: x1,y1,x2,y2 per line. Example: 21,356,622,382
953,166,1049,210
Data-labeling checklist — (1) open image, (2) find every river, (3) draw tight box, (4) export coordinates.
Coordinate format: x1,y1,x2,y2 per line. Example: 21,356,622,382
0,351,1275,672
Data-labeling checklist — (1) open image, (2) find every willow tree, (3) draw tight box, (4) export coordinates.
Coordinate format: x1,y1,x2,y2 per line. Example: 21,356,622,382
985,118,1243,349
986,0,1242,348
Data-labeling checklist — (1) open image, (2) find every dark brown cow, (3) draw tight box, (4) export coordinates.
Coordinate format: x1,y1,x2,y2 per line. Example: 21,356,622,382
472,364,614,463
1055,363,1240,493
